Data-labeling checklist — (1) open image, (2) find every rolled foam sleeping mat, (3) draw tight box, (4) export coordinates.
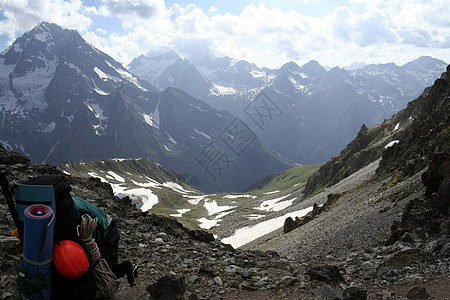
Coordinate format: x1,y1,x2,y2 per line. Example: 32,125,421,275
23,204,54,300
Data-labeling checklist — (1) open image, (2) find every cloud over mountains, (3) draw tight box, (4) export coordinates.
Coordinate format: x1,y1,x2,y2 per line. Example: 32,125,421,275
0,0,448,68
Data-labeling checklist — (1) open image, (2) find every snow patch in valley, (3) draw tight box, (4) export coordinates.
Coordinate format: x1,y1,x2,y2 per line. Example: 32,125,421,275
107,171,125,182
198,210,233,229
204,199,233,216
13,43,22,53
250,69,266,79
0,58,16,79
41,141,60,165
90,78,110,95
88,172,159,211
0,141,12,151
87,171,194,212
256,195,295,212
130,178,160,189
190,103,206,112
273,87,293,99
162,182,191,194
39,121,56,133
170,209,190,218
184,195,208,205
222,206,314,248
394,123,400,130
34,31,51,43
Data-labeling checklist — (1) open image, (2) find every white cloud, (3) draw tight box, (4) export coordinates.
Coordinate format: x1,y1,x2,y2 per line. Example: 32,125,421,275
0,0,448,68
97,0,165,27
0,0,91,42
209,5,217,13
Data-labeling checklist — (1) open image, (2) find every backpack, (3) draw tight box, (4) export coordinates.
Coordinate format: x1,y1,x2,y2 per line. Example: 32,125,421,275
16,174,133,299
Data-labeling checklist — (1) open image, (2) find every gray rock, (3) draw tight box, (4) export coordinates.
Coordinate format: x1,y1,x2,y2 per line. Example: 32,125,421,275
343,284,367,300
313,284,341,300
146,274,198,300
254,278,267,288
306,265,345,285
407,286,429,299
228,280,240,289
213,276,223,287
154,237,164,245
0,236,20,253
275,276,298,287
236,268,250,279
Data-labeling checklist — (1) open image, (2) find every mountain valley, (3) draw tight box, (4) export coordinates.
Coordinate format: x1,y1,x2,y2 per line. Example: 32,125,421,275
1,62,449,299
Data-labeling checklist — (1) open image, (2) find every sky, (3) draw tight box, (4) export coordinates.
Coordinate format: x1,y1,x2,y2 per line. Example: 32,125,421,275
0,0,449,69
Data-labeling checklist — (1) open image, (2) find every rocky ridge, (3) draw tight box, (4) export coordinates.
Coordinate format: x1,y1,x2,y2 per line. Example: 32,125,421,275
250,66,450,298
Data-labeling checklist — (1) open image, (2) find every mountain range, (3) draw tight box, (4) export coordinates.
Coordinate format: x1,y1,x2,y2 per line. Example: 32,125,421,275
0,21,447,192
129,51,447,164
0,22,289,193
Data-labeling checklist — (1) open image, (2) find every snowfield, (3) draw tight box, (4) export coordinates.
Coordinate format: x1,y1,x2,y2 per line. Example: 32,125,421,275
221,206,313,248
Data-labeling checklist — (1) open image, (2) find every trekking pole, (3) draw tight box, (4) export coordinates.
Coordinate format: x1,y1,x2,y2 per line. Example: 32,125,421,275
0,169,23,240
133,256,145,278
133,246,152,279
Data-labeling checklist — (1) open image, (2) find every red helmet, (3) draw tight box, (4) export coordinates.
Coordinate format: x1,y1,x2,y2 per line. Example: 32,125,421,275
53,240,89,278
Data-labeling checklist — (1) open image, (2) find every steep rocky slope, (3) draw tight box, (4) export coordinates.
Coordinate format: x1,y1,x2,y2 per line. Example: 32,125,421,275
304,64,450,196
250,65,450,298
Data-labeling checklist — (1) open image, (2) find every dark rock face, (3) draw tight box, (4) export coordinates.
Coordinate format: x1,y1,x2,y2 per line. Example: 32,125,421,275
283,193,341,233
283,216,297,234
377,68,450,179
384,147,449,255
306,265,344,285
313,284,341,300
406,286,429,299
422,152,447,196
304,124,381,196
147,275,198,300
421,152,450,212
376,249,435,277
